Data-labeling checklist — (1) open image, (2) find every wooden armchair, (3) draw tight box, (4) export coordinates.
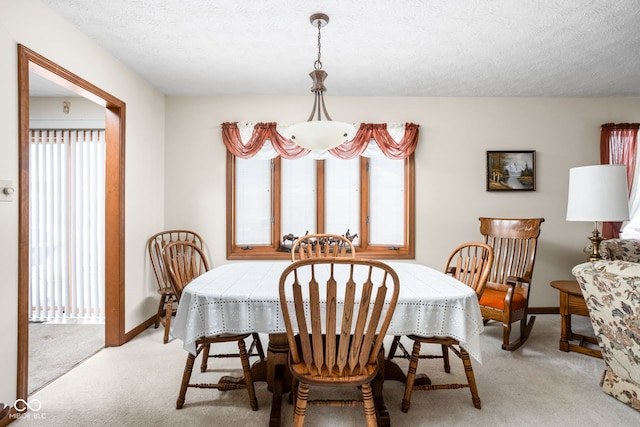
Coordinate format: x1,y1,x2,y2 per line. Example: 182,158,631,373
388,242,493,411
290,233,356,261
279,258,400,426
477,217,544,351
163,241,258,411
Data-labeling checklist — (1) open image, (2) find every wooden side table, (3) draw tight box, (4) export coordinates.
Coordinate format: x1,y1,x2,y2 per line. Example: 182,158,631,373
550,280,602,358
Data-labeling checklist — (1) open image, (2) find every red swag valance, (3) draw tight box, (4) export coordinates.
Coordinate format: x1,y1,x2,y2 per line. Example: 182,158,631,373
221,122,420,160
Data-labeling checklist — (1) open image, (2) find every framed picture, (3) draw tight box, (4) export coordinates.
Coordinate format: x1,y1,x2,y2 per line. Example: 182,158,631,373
486,150,536,191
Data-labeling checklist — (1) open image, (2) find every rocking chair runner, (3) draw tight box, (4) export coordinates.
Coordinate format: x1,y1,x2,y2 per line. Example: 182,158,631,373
477,217,544,351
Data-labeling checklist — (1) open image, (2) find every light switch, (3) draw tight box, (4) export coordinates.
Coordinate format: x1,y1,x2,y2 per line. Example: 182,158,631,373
0,180,15,202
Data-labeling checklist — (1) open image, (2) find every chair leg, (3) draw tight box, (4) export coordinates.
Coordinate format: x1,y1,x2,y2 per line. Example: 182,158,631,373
460,348,481,409
502,315,536,351
200,344,210,372
155,295,166,328
293,382,309,427
237,339,258,411
361,383,377,427
163,299,173,344
441,344,450,373
289,377,299,406
387,335,401,360
176,348,199,409
522,315,536,341
501,321,512,350
251,332,266,361
402,340,421,413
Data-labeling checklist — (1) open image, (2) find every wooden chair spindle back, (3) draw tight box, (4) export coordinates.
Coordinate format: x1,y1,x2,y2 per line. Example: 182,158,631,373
479,217,543,296
280,258,399,377
162,241,210,298
291,233,356,261
148,230,204,294
445,242,494,297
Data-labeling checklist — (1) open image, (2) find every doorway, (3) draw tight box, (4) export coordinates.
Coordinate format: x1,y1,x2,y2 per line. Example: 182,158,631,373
17,45,126,402
27,92,107,394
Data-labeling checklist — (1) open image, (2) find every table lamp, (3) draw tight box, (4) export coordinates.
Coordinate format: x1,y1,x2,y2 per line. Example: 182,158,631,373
566,164,629,261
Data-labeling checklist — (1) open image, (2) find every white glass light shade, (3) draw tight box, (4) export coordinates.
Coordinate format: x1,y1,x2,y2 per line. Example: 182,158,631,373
566,165,630,221
282,120,356,151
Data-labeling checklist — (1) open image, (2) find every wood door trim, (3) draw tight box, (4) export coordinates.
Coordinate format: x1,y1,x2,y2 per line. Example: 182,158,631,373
17,44,126,402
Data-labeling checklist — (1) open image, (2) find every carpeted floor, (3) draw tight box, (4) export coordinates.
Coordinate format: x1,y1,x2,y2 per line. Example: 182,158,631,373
17,315,640,426
28,322,104,395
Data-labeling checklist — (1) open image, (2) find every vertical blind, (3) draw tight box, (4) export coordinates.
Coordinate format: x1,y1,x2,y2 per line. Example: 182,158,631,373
29,129,106,320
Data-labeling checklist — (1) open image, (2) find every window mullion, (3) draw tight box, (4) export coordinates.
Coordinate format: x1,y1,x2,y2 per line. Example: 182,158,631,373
360,157,369,250
272,157,281,250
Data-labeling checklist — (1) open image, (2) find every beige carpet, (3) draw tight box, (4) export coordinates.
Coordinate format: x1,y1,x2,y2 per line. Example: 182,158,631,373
28,322,104,395
16,315,640,426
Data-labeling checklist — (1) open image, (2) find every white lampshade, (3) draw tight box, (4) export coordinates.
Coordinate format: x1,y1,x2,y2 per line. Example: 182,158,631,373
282,120,356,151
566,165,630,222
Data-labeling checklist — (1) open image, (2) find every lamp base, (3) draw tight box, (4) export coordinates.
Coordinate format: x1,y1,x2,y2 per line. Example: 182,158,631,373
587,234,605,262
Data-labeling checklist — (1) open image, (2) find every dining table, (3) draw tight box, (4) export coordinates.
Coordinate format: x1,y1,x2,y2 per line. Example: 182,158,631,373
172,260,484,427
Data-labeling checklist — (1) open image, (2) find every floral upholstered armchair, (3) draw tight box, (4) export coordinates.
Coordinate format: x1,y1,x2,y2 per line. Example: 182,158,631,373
600,238,640,263
572,259,640,411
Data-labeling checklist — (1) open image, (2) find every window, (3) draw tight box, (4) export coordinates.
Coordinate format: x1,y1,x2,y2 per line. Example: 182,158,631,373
223,121,419,259
600,123,640,239
227,152,414,259
620,132,640,238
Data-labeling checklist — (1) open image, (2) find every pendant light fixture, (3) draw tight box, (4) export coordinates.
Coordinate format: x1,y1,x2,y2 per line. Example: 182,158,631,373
281,13,356,151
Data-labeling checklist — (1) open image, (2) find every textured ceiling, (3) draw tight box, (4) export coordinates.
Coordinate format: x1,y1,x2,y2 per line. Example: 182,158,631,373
37,0,640,97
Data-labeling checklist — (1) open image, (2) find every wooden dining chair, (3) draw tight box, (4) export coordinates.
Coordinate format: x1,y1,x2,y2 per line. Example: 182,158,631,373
148,230,203,343
279,258,400,426
392,242,493,412
163,241,258,411
148,229,264,358
478,217,544,351
290,233,356,261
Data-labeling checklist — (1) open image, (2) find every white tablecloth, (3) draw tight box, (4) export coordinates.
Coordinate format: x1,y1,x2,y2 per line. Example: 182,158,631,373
171,261,484,362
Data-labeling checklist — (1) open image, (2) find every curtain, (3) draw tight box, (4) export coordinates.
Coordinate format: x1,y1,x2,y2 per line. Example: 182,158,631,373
29,129,106,321
625,152,640,238
600,123,639,238
221,122,419,160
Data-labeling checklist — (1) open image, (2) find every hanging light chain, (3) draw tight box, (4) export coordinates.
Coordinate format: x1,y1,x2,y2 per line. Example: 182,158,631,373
314,19,323,70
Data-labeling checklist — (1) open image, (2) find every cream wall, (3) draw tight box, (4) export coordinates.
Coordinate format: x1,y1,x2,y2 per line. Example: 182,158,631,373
29,96,105,128
164,95,640,306
1,0,165,406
